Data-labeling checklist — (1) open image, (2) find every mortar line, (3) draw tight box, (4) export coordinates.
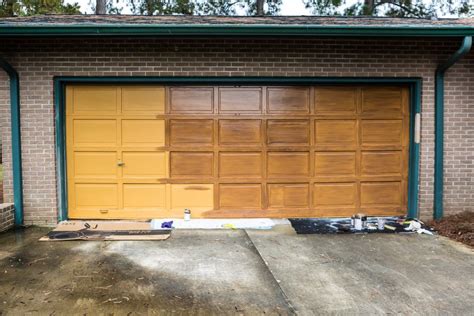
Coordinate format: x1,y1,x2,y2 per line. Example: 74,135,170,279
243,229,298,315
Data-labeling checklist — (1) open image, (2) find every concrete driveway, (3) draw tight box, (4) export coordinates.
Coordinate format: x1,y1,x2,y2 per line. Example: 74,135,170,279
0,226,472,315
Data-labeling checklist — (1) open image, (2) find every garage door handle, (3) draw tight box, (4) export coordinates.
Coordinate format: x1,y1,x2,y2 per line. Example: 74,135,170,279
117,162,125,167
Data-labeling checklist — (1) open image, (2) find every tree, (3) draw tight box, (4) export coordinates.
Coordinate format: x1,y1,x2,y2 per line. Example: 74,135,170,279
245,0,281,15
89,0,122,14
125,0,282,16
303,0,473,18
127,0,194,15
96,0,106,14
0,0,81,16
256,0,263,15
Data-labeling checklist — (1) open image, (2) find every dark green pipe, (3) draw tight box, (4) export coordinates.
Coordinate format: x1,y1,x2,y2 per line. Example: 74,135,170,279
0,58,23,226
434,36,472,220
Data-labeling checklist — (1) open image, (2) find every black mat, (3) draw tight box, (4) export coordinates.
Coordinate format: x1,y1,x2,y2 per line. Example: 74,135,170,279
289,217,432,234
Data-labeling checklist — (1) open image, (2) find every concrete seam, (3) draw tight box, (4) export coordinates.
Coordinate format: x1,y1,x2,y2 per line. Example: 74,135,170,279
243,229,298,315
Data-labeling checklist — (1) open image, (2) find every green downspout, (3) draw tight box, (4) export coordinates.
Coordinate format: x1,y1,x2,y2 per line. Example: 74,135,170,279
0,58,23,226
434,36,472,220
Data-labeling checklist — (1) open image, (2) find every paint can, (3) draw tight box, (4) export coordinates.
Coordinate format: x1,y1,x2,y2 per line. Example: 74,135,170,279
354,213,367,231
184,209,191,221
377,218,385,230
354,214,362,231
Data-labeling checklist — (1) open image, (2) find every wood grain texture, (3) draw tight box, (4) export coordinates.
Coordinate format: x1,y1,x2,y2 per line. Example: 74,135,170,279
267,184,309,209
170,152,213,178
219,120,262,146
315,120,357,150
315,152,356,177
170,119,214,146
219,184,262,209
219,152,262,178
267,120,310,146
267,87,310,114
267,152,310,178
315,87,357,115
219,87,262,113
169,87,214,113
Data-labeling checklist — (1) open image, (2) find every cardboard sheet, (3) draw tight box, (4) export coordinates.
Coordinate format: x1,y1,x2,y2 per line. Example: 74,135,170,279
40,221,171,241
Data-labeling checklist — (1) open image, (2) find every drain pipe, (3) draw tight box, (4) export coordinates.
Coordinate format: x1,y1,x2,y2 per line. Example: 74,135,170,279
434,36,472,220
0,57,23,226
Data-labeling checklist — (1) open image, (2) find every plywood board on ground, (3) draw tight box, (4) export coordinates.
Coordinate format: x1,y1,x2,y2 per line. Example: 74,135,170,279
39,221,171,241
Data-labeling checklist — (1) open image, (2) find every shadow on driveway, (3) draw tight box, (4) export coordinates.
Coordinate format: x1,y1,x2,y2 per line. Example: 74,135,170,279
0,228,291,315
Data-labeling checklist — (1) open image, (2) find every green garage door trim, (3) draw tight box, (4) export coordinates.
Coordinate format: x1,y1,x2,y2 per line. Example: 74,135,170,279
0,58,24,226
54,76,422,222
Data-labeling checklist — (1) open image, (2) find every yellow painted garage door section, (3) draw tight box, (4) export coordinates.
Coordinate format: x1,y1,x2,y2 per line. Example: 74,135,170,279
66,85,213,219
66,85,409,219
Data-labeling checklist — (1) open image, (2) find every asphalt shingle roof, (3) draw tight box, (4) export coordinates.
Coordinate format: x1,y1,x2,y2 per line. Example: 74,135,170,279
0,15,473,27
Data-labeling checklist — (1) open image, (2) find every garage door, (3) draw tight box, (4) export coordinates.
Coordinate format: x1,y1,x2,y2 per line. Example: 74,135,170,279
66,84,409,219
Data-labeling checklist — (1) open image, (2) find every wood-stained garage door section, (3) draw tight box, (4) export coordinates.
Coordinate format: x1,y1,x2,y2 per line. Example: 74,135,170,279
66,85,409,219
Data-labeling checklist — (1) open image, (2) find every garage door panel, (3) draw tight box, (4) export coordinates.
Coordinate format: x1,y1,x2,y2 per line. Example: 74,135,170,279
219,184,262,209
267,87,310,114
71,86,117,115
219,120,262,146
73,119,117,147
313,183,357,207
123,184,166,209
170,184,214,213
360,181,401,207
361,151,402,177
267,120,310,146
315,120,357,150
362,87,403,117
169,87,214,113
219,152,262,178
75,184,118,209
359,207,406,216
315,87,357,115
170,152,213,178
268,184,309,209
122,87,165,114
361,120,402,148
170,119,214,146
74,152,117,179
315,152,356,177
122,152,167,179
122,119,165,147
268,152,310,178
219,88,262,113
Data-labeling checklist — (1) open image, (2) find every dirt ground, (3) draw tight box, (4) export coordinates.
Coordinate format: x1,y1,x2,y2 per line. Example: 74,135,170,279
0,181,3,204
0,163,3,204
428,211,474,248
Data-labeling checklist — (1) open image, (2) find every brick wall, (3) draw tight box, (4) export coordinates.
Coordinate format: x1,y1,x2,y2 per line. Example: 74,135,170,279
0,203,14,232
0,37,472,225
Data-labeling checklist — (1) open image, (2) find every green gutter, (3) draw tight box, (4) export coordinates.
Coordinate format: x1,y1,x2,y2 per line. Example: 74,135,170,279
0,24,473,37
0,58,23,226
434,36,472,220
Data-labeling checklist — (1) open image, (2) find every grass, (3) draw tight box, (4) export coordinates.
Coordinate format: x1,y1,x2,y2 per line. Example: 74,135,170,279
0,164,3,182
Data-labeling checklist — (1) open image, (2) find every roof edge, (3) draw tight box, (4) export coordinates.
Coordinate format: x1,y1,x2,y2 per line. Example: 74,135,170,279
1,24,473,37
